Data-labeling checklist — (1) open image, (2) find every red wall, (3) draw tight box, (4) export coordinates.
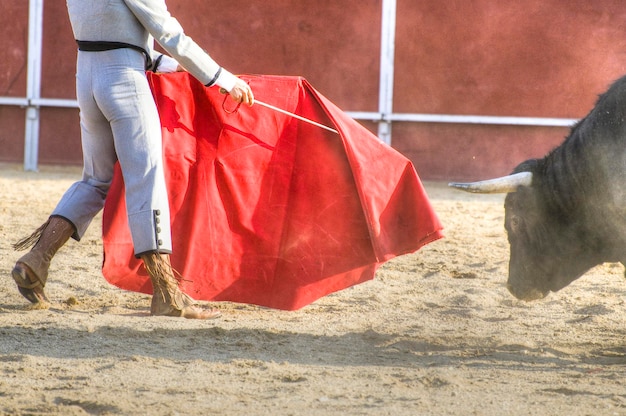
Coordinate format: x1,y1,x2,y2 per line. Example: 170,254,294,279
0,2,28,160
2,1,626,180
392,0,626,180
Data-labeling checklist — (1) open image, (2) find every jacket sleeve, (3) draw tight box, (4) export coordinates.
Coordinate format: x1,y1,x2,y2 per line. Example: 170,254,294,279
122,0,237,90
148,52,179,73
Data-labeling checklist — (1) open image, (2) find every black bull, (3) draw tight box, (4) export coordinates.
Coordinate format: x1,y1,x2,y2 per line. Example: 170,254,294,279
449,75,626,301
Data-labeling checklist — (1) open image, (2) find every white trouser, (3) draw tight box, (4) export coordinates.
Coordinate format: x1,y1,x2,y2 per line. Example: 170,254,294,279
53,47,172,255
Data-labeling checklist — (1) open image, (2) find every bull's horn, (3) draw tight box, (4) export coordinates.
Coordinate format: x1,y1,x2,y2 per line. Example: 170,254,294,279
448,171,533,194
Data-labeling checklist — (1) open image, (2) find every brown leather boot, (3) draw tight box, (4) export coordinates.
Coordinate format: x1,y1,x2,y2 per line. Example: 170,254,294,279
140,252,221,319
12,216,76,304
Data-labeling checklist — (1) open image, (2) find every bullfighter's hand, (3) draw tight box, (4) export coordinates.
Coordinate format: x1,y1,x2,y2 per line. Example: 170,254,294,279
228,78,254,106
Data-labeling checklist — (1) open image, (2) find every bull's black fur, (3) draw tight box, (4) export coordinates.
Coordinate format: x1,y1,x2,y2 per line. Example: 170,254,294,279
505,75,626,300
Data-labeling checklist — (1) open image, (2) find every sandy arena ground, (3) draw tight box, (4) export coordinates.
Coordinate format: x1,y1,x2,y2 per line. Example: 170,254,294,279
1,163,625,415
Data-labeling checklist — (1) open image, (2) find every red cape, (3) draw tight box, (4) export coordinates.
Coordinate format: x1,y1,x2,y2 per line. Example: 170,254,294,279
101,72,443,310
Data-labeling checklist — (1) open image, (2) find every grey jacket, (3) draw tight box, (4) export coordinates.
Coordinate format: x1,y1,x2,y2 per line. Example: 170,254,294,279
66,0,236,90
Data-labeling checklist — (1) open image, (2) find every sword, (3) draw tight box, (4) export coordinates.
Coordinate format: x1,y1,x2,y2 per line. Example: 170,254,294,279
220,88,339,134
255,100,338,134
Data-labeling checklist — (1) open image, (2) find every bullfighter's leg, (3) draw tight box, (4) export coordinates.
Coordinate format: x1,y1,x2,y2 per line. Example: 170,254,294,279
97,50,219,319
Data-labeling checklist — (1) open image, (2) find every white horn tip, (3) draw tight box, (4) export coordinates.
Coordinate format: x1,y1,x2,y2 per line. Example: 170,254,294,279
448,182,483,193
447,172,533,194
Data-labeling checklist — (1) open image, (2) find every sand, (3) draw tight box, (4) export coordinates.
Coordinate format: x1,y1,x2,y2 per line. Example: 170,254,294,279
1,163,625,415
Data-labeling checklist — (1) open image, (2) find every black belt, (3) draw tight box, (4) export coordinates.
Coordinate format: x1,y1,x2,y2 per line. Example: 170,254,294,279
76,40,153,71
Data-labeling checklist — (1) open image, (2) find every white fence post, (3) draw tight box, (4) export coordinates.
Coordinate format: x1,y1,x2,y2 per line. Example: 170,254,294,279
24,0,44,171
378,0,397,145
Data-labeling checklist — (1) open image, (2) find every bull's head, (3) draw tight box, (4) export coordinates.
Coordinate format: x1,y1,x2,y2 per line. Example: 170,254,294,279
449,171,596,301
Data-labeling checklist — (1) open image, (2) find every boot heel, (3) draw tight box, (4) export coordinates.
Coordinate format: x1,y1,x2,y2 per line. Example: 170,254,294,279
12,264,49,304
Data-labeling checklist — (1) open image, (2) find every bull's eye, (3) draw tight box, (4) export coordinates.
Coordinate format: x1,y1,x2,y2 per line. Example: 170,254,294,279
509,215,522,233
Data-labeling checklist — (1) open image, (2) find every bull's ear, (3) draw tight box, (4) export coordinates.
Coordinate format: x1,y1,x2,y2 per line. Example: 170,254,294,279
448,172,533,194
